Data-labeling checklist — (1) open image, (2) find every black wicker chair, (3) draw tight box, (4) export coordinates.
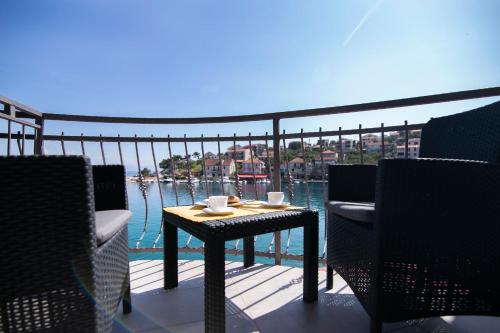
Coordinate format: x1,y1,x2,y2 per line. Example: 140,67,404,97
0,156,132,333
325,101,500,333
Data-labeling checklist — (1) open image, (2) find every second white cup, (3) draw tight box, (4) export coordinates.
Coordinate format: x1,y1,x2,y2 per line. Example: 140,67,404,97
267,192,285,205
207,196,228,212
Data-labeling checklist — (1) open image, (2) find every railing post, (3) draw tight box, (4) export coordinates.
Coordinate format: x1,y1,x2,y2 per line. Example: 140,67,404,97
6,105,12,156
404,120,409,158
34,116,44,155
272,117,282,265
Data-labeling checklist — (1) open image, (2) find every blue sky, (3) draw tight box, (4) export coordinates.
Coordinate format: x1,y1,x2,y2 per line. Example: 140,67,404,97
1,0,499,169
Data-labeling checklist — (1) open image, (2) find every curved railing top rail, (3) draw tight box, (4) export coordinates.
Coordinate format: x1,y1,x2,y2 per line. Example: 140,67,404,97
0,96,42,118
41,87,500,124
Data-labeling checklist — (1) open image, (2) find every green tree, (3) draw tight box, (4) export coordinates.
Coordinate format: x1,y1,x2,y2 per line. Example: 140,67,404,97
192,152,200,160
345,152,379,165
288,141,302,150
159,159,171,173
140,167,152,177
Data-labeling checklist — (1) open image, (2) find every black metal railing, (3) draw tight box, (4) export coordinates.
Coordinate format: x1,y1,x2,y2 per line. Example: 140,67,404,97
1,87,500,265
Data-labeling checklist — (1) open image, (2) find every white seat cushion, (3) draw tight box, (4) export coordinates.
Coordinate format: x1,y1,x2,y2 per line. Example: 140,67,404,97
326,201,375,223
95,210,132,245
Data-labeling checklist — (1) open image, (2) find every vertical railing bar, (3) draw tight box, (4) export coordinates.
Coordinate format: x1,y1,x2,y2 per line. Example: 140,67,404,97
281,130,293,205
184,134,194,248
248,135,259,243
358,124,363,165
318,128,327,195
16,131,22,154
268,234,275,253
167,135,179,206
151,135,165,248
81,133,86,155
272,117,282,265
99,134,106,165
281,130,293,255
381,123,385,158
34,117,44,155
21,125,25,155
151,136,165,207
264,130,276,253
264,131,272,189
404,120,409,158
233,134,243,250
7,119,11,156
299,129,310,209
33,125,37,154
184,136,195,249
117,135,123,165
233,134,242,198
338,127,344,163
216,134,225,195
184,134,195,205
318,127,328,258
200,134,210,198
60,132,66,156
134,134,149,248
248,132,259,200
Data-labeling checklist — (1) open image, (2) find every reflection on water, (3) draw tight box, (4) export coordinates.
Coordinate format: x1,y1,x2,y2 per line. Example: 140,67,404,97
127,181,327,267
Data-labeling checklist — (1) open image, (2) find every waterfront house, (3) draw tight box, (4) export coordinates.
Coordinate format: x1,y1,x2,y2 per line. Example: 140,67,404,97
336,138,358,152
203,151,217,160
395,144,420,159
311,151,337,178
289,157,305,178
225,147,251,162
320,150,337,160
241,158,266,174
204,159,235,178
362,134,382,153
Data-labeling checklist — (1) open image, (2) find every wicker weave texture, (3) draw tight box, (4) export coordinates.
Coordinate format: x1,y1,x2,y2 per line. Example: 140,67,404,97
0,156,131,333
328,164,377,202
327,213,375,313
420,100,500,163
95,226,130,332
327,159,500,323
164,209,318,242
327,102,500,328
375,158,500,321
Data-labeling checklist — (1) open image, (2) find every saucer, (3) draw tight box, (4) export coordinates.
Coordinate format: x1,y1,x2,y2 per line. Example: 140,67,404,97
196,199,249,207
202,207,236,216
261,202,290,208
228,200,249,207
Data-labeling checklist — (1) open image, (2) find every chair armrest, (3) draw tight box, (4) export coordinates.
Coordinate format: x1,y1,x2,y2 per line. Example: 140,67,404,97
374,158,500,275
328,164,377,202
93,165,128,211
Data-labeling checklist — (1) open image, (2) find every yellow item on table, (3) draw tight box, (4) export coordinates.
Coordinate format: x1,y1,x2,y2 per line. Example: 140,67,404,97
163,201,302,222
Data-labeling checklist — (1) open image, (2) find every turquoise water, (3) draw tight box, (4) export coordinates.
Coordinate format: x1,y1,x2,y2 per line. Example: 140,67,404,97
127,181,327,267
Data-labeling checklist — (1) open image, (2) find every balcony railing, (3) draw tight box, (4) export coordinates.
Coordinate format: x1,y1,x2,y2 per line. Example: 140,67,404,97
1,87,500,265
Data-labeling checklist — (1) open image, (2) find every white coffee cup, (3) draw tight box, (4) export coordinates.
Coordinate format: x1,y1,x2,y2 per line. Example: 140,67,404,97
207,196,228,212
267,192,285,205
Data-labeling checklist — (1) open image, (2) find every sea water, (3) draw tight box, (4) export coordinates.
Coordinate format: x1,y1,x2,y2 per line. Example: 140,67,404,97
127,181,327,267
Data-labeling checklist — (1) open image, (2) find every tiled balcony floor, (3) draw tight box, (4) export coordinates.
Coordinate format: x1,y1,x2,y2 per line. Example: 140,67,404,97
112,260,500,333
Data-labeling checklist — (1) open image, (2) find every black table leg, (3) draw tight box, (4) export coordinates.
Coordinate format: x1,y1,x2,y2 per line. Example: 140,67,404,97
205,238,226,333
303,218,318,302
164,216,178,290
326,265,334,290
243,236,255,268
